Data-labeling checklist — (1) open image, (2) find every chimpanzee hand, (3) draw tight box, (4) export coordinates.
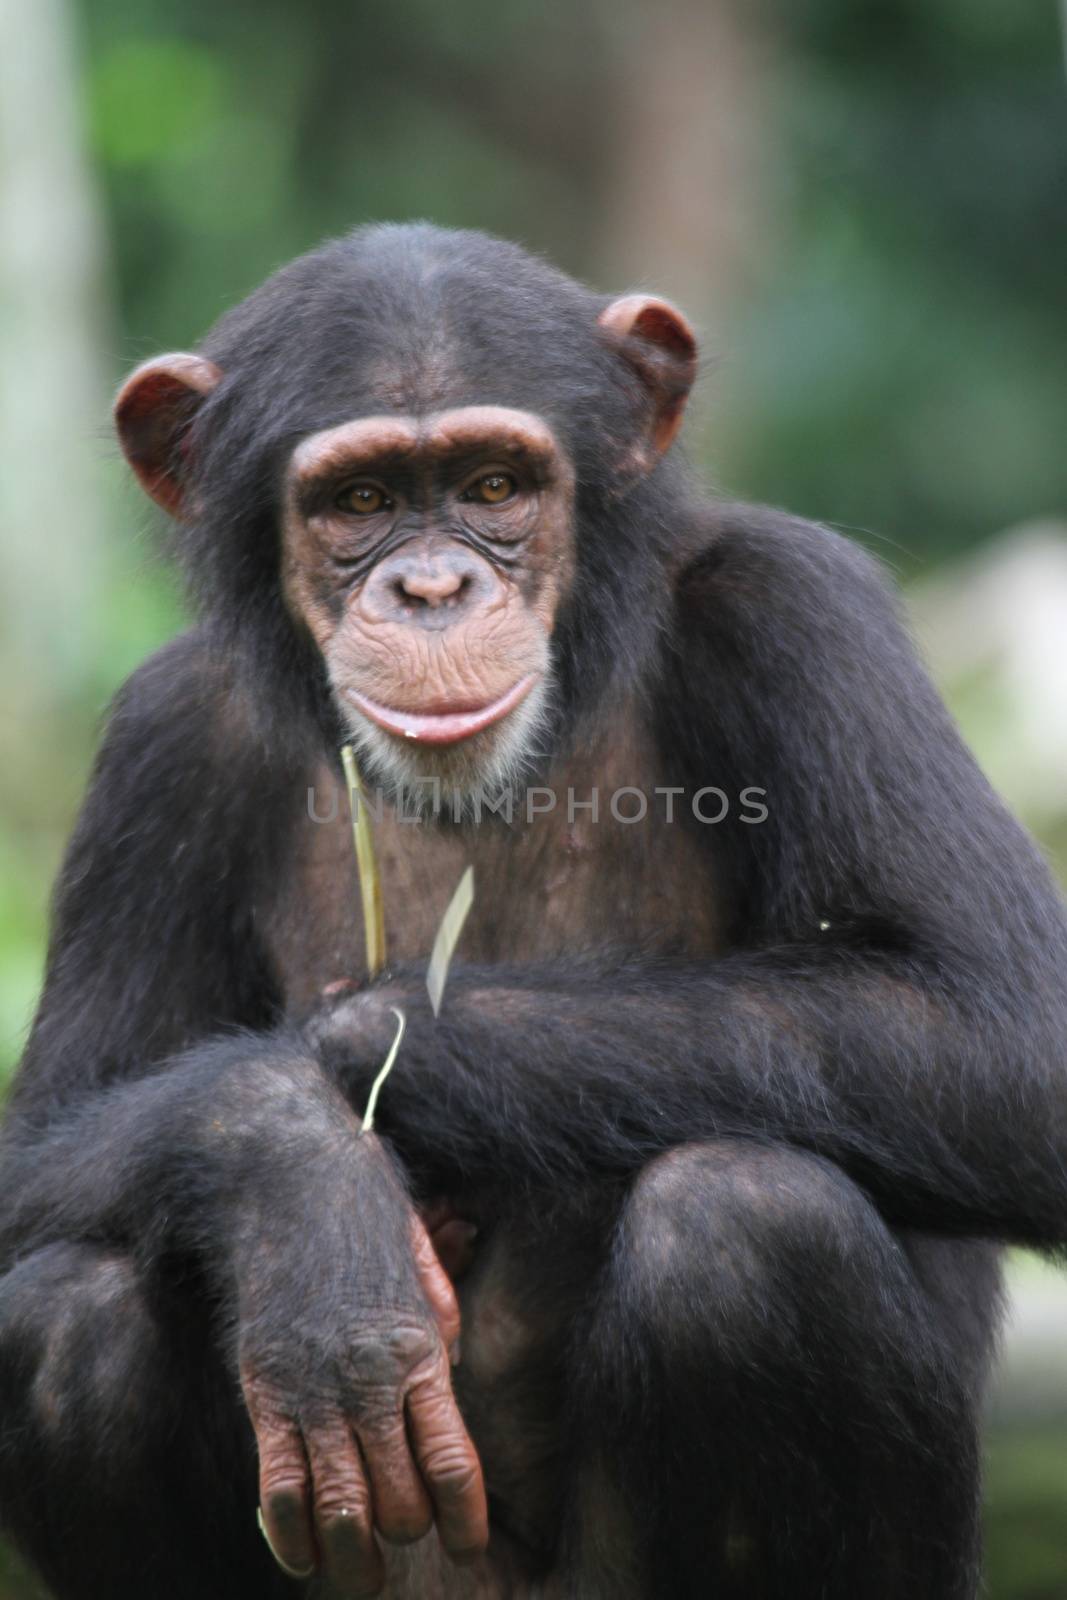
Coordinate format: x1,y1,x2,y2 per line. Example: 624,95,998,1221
305,981,416,1098
236,1131,487,1595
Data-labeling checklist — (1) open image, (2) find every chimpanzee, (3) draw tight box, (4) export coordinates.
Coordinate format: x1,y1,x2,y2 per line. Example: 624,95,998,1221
1,223,1066,1600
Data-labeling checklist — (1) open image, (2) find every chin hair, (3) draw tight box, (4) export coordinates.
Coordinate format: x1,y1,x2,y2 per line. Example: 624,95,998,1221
338,677,554,820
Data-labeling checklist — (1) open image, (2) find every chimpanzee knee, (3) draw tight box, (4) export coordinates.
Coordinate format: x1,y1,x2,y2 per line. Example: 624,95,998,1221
0,1244,275,1600
612,1136,981,1444
0,1245,169,1454
618,1138,910,1359
570,1141,984,1600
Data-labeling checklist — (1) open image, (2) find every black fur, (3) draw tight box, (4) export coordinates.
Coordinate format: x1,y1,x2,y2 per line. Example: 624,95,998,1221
2,224,1066,1600
316,505,1067,1246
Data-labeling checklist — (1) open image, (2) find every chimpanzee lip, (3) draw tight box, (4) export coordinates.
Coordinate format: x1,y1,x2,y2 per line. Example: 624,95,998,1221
346,674,539,745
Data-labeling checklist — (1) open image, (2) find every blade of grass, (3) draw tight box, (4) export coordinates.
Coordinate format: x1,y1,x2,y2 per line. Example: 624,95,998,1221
336,752,472,1128
426,866,475,1017
362,1006,406,1133
340,744,386,979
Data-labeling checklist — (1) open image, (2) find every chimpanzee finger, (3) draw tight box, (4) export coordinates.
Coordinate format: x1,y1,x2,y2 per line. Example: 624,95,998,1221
409,1213,461,1352
252,1415,317,1580
305,1420,383,1596
405,1348,488,1564
357,1405,434,1546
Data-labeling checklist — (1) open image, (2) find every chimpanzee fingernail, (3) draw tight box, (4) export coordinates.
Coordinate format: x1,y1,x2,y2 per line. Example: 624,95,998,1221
256,1505,316,1580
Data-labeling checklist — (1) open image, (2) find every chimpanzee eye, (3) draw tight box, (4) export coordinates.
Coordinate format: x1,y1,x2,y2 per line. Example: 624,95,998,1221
336,483,391,515
467,472,517,506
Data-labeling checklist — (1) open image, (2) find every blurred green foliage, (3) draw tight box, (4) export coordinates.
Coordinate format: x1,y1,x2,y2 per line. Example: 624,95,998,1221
72,0,1067,561
986,1428,1067,1599
724,3,1067,559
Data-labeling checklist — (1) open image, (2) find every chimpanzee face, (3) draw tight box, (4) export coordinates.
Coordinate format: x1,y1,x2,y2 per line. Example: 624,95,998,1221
112,235,696,802
278,404,575,798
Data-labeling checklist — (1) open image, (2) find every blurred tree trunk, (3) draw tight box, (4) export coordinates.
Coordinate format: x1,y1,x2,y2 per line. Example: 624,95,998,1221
0,0,113,700
593,0,766,334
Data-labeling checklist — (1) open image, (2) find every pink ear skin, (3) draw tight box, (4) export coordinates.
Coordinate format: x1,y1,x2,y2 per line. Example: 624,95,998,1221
597,294,698,465
113,354,223,519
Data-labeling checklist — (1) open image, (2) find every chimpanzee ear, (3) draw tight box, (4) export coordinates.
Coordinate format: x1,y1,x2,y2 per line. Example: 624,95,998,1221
113,354,223,519
597,295,698,464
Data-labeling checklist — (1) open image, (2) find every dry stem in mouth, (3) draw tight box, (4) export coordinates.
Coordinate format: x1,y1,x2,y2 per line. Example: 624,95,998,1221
341,742,386,980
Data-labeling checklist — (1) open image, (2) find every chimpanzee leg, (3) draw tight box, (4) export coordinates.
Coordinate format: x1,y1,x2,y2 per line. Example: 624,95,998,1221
563,1140,1001,1600
0,1242,287,1600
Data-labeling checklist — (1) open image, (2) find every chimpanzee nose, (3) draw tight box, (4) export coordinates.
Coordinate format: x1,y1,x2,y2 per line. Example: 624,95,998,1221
361,550,498,627
397,562,468,607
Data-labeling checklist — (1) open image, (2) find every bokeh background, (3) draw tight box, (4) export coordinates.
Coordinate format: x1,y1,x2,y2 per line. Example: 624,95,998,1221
1,0,1066,1593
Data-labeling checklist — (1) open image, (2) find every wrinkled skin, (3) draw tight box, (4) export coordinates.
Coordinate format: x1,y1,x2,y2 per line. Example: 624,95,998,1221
241,1154,487,1590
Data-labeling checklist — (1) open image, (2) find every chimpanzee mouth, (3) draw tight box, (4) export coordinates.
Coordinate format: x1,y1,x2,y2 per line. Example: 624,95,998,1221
345,675,540,745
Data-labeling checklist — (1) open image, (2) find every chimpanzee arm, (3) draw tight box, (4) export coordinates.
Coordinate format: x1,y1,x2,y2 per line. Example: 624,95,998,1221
0,626,415,1308
312,509,1067,1252
6,629,283,1123
1,629,488,1582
